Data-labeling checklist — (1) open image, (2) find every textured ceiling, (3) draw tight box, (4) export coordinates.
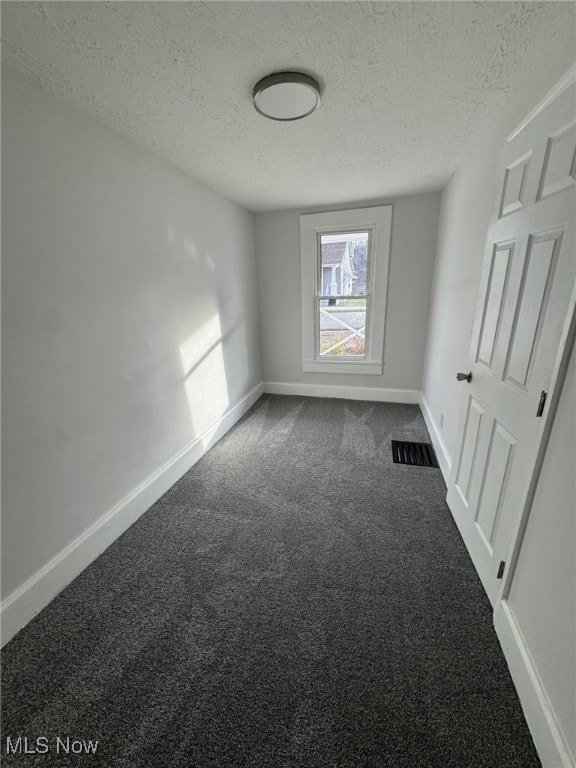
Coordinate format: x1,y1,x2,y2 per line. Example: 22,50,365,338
2,2,575,212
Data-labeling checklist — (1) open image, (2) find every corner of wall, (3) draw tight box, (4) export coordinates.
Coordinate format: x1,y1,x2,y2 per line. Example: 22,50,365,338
494,601,575,768
419,393,452,485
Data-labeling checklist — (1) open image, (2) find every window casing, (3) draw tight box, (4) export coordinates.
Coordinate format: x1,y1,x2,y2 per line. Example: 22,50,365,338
300,206,392,374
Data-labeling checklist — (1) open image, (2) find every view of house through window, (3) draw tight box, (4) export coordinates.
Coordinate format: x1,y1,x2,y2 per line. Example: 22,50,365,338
318,232,369,357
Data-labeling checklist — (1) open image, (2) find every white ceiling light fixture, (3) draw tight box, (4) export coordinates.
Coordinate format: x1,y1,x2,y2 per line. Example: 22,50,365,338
253,72,320,121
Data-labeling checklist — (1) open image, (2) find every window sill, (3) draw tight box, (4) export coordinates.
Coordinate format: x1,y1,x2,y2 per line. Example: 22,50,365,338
303,359,383,375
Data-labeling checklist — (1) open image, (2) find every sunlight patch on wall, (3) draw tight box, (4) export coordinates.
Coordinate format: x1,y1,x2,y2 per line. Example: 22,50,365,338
180,314,229,440
167,225,202,264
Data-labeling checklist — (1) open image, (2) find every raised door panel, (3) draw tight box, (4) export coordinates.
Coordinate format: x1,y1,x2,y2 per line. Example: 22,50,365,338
474,421,517,554
454,397,485,508
499,152,532,218
503,228,564,392
476,242,514,373
537,119,576,201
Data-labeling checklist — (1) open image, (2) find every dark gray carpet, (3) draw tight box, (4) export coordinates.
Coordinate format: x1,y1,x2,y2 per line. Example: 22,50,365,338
1,395,541,767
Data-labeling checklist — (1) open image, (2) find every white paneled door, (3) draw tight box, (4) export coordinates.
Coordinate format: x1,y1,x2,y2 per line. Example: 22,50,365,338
446,80,576,605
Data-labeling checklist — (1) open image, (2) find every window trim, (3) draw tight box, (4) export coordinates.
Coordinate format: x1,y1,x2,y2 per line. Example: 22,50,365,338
300,206,392,374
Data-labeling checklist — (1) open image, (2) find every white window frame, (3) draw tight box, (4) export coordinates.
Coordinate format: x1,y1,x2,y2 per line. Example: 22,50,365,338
300,205,392,374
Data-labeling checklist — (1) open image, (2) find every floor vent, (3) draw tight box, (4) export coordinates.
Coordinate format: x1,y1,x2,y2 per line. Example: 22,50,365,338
391,440,439,468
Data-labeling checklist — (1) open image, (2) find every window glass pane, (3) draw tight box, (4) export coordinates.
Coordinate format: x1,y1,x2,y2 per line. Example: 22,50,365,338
318,298,367,357
319,232,369,297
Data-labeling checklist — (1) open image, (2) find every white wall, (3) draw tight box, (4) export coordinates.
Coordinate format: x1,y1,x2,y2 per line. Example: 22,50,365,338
507,340,575,764
1,67,261,610
254,192,440,398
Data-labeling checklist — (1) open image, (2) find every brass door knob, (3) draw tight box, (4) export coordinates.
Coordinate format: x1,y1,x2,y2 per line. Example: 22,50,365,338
456,371,472,383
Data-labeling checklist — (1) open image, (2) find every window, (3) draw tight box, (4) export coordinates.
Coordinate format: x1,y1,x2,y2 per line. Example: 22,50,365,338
300,206,392,374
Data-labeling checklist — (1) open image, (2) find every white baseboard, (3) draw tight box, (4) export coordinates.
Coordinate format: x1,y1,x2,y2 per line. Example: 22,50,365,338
495,600,575,768
0,383,263,647
263,381,420,404
419,394,452,484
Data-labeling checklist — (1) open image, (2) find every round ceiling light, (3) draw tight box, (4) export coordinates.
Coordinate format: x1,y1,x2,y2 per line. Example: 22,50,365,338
253,72,320,121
